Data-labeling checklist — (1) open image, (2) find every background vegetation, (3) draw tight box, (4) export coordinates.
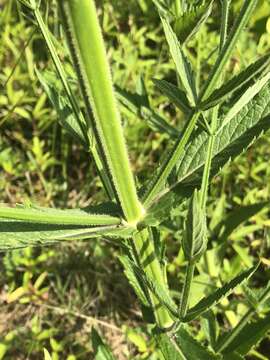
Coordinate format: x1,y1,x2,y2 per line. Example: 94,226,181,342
0,0,270,358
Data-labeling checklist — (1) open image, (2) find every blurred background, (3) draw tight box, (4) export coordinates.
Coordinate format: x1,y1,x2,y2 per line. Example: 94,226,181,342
0,0,270,358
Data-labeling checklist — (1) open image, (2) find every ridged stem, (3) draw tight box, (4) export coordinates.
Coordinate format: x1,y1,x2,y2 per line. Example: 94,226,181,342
59,0,173,329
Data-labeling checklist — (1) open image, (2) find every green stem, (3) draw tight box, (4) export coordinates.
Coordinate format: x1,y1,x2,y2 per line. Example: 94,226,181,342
59,0,173,329
179,262,195,318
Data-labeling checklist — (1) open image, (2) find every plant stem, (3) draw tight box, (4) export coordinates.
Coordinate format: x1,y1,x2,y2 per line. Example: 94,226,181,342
179,262,195,318
59,0,173,329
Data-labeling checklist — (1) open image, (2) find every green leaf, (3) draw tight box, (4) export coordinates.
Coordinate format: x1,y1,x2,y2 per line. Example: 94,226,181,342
214,202,269,242
123,257,178,318
160,15,197,106
116,85,178,138
158,326,219,360
0,220,133,251
182,190,207,262
0,205,121,226
153,78,192,114
201,53,270,109
36,69,89,148
183,265,258,322
222,70,270,127
91,328,116,360
174,1,213,44
119,255,150,306
143,80,270,225
43,349,52,360
221,313,270,356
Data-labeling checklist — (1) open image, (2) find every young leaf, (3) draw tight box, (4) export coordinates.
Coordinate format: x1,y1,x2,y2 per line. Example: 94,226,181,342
220,313,270,356
153,78,192,114
174,1,213,44
158,326,219,360
91,328,116,360
183,264,258,322
160,15,197,106
43,349,52,360
201,53,270,109
182,190,207,263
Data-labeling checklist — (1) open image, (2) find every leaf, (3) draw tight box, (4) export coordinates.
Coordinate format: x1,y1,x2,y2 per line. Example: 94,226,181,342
214,202,269,242
182,190,207,262
153,78,192,114
36,69,89,148
143,80,270,225
221,313,270,356
123,257,178,318
160,15,197,106
174,1,213,44
221,71,270,127
0,220,133,251
119,255,150,306
91,328,116,360
116,85,178,137
43,349,52,360
0,205,121,226
158,326,219,360
201,53,270,109
183,265,258,322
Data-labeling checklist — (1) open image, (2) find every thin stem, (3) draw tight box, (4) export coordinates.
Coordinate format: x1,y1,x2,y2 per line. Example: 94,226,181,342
179,262,195,318
200,0,230,209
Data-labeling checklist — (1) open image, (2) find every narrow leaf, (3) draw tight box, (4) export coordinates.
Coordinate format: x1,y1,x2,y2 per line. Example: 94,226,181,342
221,313,270,356
201,53,270,109
91,328,116,360
174,1,213,44
160,15,197,105
153,78,192,114
183,265,258,322
158,326,219,360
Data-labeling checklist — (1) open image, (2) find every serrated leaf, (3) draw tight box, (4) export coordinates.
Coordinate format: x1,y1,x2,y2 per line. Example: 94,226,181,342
201,53,270,109
153,78,192,114
91,328,116,360
143,80,270,225
221,313,270,356
158,326,220,360
0,205,121,226
183,265,258,322
182,190,207,262
124,257,178,318
160,15,197,105
174,1,213,44
119,255,150,306
0,220,133,251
